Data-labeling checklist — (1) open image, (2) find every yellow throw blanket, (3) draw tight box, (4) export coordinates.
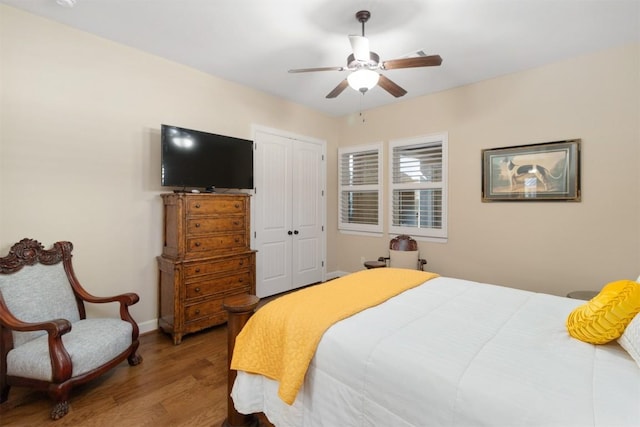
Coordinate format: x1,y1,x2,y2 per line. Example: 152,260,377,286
230,268,439,405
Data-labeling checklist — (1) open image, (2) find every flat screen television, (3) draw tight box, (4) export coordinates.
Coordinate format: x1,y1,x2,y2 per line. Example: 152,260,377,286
161,124,254,191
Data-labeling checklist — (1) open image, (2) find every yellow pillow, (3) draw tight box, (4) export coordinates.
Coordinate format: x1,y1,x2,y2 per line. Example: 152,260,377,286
566,280,640,344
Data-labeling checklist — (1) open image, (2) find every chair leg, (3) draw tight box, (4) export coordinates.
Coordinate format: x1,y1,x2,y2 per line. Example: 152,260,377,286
50,400,70,420
48,383,72,420
128,341,143,366
128,352,143,366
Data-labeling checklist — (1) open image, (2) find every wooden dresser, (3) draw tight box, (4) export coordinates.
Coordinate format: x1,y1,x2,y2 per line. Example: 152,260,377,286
157,193,256,344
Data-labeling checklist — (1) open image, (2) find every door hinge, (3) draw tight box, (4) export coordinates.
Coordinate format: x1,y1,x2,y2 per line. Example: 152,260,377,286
321,154,324,161
322,261,324,267
321,225,324,232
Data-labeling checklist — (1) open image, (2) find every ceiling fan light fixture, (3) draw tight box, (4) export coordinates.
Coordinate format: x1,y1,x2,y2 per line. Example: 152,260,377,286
56,0,77,7
347,69,379,93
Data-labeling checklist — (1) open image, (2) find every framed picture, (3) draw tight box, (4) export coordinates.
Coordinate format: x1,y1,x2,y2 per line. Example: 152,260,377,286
482,139,581,202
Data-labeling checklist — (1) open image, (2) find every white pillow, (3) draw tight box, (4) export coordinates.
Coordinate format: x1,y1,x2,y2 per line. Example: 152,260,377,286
389,250,419,270
618,313,640,369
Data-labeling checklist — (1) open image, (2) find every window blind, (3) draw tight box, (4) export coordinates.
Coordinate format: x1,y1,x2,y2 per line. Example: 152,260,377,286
389,135,448,240
338,144,382,233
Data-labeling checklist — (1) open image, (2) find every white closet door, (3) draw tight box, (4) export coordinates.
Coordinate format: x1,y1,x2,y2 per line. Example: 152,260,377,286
291,141,323,288
254,129,325,297
254,132,293,297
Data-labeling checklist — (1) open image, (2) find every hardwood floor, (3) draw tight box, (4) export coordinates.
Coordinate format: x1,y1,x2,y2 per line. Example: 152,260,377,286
0,326,241,426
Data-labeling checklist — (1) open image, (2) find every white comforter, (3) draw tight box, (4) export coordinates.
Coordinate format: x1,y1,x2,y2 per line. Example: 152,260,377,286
232,276,640,426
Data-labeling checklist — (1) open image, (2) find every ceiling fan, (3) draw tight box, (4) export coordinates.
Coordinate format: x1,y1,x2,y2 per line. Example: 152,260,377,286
288,10,443,99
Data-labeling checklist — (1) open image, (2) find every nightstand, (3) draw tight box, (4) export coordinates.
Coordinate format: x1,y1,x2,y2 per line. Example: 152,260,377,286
364,260,386,269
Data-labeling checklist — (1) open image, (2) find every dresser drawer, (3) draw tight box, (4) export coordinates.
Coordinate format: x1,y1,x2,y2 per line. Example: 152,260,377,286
186,217,244,235
184,289,249,322
187,197,246,215
184,255,252,278
185,272,252,299
187,233,247,254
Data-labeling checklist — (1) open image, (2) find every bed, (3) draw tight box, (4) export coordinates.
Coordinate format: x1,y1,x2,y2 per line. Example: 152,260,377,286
222,269,640,427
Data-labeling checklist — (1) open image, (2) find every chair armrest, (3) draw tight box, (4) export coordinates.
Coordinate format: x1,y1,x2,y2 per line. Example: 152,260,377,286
0,303,73,382
0,308,71,336
75,291,140,332
78,292,139,306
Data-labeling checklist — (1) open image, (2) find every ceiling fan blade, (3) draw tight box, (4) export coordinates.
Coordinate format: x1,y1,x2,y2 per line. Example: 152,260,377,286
349,35,370,62
382,55,443,70
378,75,407,97
326,79,349,99
288,66,345,73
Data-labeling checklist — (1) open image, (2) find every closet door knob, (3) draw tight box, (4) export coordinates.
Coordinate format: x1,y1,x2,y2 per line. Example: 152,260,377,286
287,231,293,235
294,230,299,235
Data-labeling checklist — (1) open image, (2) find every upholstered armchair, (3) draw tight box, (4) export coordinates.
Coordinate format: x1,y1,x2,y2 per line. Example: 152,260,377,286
377,234,427,270
0,238,142,420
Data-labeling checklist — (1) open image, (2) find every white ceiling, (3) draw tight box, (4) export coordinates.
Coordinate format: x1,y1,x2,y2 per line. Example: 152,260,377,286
2,0,639,117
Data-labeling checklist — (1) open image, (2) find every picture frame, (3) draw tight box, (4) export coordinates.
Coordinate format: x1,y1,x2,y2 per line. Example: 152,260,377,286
481,139,581,202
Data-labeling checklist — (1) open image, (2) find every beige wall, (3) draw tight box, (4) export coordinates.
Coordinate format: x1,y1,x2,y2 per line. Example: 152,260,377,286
337,43,640,296
0,6,338,331
1,5,638,332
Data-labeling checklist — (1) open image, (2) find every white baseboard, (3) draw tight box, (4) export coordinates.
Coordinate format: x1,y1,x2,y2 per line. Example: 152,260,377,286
326,270,350,281
138,319,158,335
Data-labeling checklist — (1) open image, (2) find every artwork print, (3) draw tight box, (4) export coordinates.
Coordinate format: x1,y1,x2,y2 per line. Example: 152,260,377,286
482,140,580,201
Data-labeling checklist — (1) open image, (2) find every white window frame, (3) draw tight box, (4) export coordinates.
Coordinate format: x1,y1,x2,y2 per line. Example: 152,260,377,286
338,143,383,235
388,133,448,242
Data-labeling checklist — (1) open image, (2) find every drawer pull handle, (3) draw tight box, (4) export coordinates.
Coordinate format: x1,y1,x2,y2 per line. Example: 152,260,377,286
195,223,201,228
234,238,240,243
233,221,240,226
234,203,240,208
195,287,201,293
195,268,201,273
238,260,244,266
195,204,201,209
195,242,201,247
195,309,200,315
238,278,243,283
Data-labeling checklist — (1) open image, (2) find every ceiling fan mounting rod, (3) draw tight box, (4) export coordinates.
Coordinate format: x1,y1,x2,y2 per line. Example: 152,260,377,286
355,10,370,37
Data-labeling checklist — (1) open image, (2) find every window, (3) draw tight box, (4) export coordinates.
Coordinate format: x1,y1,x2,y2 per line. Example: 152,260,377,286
338,143,383,234
389,133,447,241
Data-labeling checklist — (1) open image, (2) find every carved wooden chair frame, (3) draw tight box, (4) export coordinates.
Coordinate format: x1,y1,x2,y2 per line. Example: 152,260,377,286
378,234,427,270
0,238,142,420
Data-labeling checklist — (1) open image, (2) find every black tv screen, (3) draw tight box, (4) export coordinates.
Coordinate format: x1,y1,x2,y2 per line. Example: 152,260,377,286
161,124,254,190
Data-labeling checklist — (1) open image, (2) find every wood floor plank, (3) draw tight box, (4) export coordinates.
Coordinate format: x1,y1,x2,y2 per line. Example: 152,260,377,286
0,291,291,426
0,326,231,426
